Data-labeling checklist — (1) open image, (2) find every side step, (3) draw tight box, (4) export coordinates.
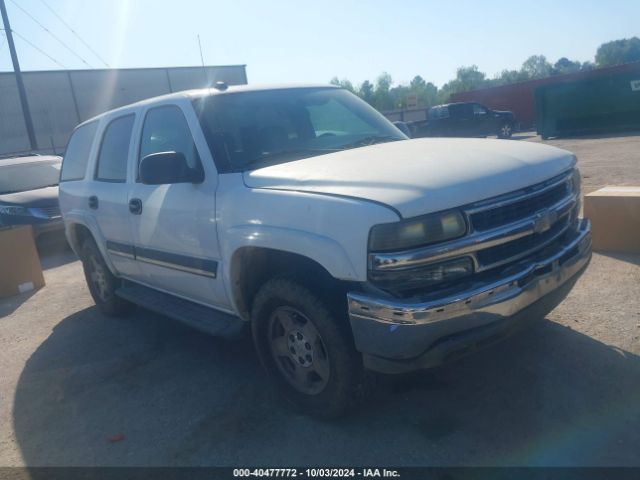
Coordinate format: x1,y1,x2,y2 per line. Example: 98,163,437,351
116,281,244,338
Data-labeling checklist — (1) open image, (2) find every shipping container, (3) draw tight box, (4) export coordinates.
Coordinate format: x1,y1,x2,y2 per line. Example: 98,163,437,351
535,67,640,138
452,61,640,130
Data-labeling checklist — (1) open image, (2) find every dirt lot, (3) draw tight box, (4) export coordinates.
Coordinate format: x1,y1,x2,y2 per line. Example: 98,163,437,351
526,131,640,194
1,134,639,467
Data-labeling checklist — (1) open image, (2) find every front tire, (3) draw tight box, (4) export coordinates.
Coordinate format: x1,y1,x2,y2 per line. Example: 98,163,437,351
251,277,368,419
80,238,133,316
497,122,513,139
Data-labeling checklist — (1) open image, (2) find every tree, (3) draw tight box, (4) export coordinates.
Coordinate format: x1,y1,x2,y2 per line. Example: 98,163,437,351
406,75,438,108
553,57,582,75
373,72,394,110
358,80,374,104
329,77,355,92
410,75,427,90
521,55,553,79
455,65,486,91
595,37,640,67
495,69,529,85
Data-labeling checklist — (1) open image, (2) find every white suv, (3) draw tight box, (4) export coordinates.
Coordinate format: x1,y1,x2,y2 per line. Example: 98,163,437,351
59,84,592,418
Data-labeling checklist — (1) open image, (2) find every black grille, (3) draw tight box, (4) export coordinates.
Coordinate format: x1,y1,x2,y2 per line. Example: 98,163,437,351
470,182,569,231
477,218,569,267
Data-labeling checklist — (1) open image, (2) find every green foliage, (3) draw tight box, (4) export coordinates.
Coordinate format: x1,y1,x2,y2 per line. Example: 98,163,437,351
332,37,639,111
554,57,582,75
595,37,640,67
520,55,553,79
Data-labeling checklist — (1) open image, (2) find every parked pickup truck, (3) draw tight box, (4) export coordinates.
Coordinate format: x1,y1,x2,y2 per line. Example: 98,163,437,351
427,102,517,138
59,84,592,418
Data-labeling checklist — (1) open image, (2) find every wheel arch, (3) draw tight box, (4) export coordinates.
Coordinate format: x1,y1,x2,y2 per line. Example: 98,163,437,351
228,246,354,322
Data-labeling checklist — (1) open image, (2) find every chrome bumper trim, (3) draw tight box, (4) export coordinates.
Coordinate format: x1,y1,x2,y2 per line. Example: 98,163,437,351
349,218,591,326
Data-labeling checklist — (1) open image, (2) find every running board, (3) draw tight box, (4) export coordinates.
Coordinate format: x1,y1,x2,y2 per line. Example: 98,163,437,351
116,281,244,338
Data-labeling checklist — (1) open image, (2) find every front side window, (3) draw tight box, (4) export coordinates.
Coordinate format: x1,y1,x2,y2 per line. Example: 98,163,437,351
139,105,201,170
449,104,473,118
193,88,406,172
60,121,98,182
95,114,135,182
428,106,449,120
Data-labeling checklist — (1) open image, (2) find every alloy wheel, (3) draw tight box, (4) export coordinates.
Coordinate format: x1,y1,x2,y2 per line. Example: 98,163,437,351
267,306,330,395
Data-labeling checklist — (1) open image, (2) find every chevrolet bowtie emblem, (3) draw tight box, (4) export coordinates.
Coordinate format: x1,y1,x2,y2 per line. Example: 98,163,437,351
533,210,556,234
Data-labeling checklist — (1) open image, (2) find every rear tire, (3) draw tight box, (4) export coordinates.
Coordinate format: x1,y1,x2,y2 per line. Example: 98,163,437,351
497,122,513,139
251,277,369,419
80,238,133,316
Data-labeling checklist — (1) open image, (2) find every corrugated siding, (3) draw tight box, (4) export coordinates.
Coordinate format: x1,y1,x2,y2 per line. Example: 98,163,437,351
0,65,247,156
0,73,29,154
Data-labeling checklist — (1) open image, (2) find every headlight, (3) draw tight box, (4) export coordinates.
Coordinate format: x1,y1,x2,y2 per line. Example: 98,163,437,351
0,205,30,216
369,210,466,252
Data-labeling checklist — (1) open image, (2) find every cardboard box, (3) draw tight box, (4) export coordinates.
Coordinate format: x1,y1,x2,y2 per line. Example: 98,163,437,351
0,225,45,298
584,186,640,253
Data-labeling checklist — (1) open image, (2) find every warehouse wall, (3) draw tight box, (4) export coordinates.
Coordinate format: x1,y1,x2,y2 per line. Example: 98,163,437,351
0,65,247,156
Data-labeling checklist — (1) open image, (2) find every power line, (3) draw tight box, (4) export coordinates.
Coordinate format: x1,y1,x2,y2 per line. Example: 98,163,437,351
39,0,109,68
8,0,92,67
11,28,67,68
0,29,6,52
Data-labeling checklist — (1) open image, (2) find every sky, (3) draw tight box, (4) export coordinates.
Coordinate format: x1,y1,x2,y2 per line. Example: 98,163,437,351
1,0,639,88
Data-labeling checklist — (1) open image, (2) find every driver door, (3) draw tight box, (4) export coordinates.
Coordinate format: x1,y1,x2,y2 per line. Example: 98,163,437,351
127,102,229,309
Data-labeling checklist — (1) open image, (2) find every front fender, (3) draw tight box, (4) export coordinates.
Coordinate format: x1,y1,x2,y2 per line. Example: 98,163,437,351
223,224,358,283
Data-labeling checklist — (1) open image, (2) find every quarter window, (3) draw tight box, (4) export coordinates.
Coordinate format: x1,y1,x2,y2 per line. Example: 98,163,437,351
60,121,98,182
95,115,135,182
139,105,201,170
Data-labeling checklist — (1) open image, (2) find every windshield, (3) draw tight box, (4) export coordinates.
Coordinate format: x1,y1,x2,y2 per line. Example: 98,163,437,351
193,87,407,172
0,160,61,195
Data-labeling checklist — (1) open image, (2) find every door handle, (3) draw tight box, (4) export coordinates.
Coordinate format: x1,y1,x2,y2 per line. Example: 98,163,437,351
129,198,143,215
88,195,99,209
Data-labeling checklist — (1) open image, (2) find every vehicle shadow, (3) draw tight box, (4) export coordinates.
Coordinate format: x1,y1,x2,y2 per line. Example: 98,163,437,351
13,307,640,467
36,234,76,270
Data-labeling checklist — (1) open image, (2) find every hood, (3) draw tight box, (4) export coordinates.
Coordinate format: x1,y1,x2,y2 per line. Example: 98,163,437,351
243,138,576,219
0,186,59,207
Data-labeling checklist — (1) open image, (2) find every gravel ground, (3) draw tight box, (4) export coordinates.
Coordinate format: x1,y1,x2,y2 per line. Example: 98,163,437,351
1,133,639,467
525,131,640,194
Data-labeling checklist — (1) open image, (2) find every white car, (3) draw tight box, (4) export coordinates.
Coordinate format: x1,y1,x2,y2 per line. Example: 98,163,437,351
59,84,592,418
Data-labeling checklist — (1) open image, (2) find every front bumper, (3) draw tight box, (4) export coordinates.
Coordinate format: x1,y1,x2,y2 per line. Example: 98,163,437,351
347,218,592,373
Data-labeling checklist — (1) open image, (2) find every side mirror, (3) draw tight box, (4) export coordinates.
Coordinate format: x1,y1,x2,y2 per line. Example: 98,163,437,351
393,121,412,138
139,151,203,185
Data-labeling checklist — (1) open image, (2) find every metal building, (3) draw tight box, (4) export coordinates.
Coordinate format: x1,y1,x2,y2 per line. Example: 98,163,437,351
0,65,247,156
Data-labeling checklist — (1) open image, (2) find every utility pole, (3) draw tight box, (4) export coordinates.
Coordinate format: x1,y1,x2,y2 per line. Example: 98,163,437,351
1,0,38,151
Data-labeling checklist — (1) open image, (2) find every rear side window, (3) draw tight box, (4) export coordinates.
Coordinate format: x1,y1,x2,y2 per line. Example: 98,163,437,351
95,114,135,182
60,121,98,182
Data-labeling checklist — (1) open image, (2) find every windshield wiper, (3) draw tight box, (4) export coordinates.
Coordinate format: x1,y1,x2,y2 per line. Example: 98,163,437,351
339,135,399,150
